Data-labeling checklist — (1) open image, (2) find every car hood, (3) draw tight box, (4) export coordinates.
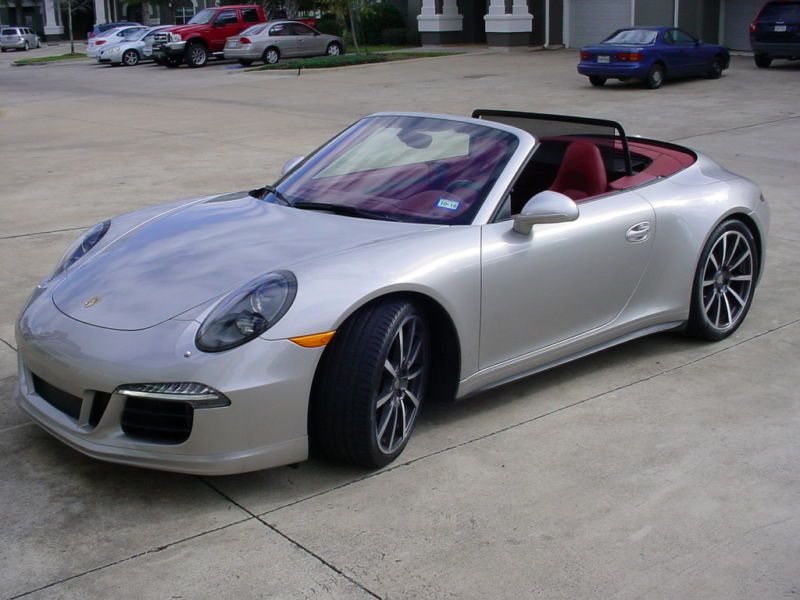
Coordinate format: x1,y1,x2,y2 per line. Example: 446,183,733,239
52,193,439,331
162,24,208,37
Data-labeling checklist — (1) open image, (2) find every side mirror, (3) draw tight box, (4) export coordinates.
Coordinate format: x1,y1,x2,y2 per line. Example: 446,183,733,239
281,155,305,176
513,191,579,235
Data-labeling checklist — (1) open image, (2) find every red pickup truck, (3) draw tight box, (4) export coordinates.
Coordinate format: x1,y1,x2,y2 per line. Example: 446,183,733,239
152,4,267,68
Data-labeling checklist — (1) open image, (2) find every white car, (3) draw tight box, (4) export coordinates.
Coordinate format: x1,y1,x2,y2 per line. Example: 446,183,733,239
97,26,171,66
1,26,41,51
86,25,147,58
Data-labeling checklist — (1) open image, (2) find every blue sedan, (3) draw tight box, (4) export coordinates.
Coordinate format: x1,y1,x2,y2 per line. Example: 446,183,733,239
578,27,730,89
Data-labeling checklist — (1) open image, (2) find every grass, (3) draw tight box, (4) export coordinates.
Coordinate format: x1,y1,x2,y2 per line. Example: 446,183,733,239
13,52,86,65
252,51,455,71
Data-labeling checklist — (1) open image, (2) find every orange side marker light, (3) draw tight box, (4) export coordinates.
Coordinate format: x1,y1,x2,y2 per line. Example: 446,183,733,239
289,331,336,348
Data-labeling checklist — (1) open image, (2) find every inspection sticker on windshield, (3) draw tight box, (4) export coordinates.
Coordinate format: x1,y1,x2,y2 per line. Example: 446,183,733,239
437,198,460,211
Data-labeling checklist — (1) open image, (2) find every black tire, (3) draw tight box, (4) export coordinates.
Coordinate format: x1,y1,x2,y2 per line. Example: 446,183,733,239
326,42,342,56
589,75,607,87
646,63,664,89
707,56,723,79
754,54,772,68
263,46,280,65
238,58,253,66
23,41,29,51
1,48,6,53
686,219,758,341
310,299,430,468
185,42,208,68
122,49,140,67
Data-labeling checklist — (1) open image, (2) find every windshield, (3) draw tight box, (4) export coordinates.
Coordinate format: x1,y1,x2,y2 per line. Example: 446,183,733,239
759,1,800,20
241,23,268,35
603,29,658,45
275,116,519,225
188,9,216,24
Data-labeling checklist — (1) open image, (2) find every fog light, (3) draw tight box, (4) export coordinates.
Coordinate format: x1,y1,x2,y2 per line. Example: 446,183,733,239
116,382,230,409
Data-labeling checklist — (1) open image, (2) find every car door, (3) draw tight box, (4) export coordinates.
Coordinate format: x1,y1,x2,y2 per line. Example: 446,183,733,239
268,23,299,57
291,22,324,56
479,190,655,369
210,9,240,52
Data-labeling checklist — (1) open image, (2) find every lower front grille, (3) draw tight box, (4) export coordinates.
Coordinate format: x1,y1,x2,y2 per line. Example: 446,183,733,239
121,397,193,444
32,373,82,420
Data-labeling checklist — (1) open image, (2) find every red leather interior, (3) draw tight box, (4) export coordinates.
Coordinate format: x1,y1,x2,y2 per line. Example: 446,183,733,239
549,141,608,201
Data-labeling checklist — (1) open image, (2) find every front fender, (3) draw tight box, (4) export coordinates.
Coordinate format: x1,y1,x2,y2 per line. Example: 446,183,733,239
264,226,483,380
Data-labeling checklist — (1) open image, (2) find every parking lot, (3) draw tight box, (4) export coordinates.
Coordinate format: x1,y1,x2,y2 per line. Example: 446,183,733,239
1,48,799,599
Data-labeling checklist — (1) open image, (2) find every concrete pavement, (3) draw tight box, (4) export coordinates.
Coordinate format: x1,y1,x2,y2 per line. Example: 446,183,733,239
1,50,798,599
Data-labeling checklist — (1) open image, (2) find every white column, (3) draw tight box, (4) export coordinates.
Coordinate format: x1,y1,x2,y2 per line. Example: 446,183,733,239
417,0,463,33
484,0,533,37
94,0,108,24
43,0,64,36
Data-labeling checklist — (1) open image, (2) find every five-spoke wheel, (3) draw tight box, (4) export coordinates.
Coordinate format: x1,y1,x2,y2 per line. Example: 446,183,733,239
688,220,757,340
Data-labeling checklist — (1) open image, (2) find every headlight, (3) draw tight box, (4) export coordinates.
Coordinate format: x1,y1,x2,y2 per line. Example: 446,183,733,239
196,271,297,352
110,46,122,53
171,33,181,42
52,220,110,278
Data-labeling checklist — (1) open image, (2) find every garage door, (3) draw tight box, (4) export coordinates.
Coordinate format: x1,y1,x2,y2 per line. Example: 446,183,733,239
568,0,632,47
724,0,765,50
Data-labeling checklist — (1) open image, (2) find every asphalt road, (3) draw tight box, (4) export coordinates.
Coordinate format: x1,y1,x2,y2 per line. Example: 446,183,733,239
1,48,798,599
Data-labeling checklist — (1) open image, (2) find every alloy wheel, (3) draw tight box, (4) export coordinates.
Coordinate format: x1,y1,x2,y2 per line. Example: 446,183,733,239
374,313,427,455
123,50,139,66
701,230,754,332
265,49,279,64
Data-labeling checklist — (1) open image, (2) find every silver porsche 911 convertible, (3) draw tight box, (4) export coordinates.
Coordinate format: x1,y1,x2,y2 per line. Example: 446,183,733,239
15,111,768,475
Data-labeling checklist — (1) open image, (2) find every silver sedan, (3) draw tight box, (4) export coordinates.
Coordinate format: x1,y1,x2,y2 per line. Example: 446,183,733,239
15,111,768,475
97,26,171,66
223,20,345,66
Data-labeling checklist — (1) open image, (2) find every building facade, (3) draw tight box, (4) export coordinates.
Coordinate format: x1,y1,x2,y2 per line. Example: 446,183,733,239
391,0,768,51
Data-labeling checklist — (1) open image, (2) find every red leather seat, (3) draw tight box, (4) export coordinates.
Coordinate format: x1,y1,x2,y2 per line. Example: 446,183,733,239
549,141,608,201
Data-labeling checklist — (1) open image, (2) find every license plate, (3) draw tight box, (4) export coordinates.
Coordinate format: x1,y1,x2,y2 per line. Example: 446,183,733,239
226,41,241,48
775,25,787,32
597,55,610,64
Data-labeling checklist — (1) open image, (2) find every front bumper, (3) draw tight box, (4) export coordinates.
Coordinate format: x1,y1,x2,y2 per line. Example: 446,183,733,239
15,292,321,475
577,61,650,79
750,41,800,58
152,41,186,60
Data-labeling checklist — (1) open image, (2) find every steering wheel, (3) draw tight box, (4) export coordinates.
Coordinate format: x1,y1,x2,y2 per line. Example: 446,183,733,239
444,179,482,193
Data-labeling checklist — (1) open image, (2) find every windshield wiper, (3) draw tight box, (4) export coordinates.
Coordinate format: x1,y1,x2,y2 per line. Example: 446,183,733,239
292,201,398,222
251,185,294,207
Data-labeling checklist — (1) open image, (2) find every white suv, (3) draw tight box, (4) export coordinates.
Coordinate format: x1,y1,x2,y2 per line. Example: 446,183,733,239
1,27,41,51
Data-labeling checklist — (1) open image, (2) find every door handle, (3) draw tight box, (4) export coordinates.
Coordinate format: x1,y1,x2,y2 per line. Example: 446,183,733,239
626,221,651,243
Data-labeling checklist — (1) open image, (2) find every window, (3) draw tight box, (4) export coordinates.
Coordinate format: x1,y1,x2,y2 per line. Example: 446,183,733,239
1,29,18,35
175,7,196,25
759,1,800,21
665,29,695,45
215,10,238,25
290,23,315,36
269,24,288,36
242,24,268,36
241,8,259,23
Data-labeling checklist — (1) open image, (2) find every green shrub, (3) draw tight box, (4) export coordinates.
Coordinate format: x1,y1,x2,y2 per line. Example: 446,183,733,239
381,27,407,45
359,3,405,44
316,18,342,37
